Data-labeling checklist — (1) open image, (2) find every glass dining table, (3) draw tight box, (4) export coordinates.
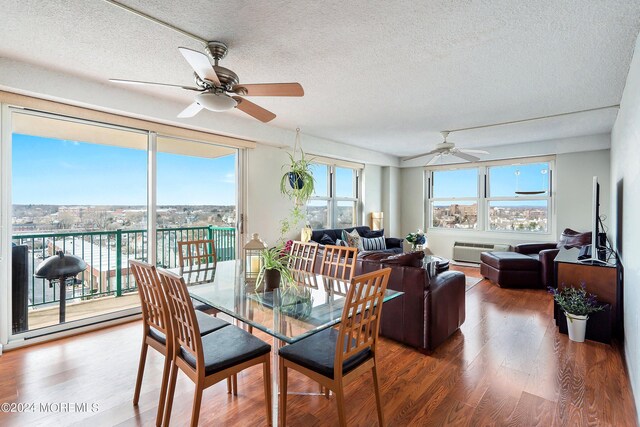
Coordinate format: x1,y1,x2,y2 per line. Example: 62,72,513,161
175,259,403,426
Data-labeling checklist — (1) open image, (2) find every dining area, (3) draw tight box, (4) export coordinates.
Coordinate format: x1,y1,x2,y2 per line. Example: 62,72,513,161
131,239,401,426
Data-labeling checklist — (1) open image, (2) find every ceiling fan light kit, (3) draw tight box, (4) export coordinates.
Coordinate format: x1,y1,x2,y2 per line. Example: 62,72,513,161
196,92,237,111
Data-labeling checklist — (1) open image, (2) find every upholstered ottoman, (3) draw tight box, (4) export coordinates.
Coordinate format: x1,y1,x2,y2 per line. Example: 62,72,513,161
480,251,541,288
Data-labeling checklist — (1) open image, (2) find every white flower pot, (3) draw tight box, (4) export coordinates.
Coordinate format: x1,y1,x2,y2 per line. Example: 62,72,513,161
565,312,588,342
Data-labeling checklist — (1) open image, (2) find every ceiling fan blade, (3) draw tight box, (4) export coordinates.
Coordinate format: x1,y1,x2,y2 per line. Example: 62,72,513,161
427,154,442,166
232,83,304,97
460,149,489,155
452,151,480,162
109,78,202,91
402,149,441,162
177,102,204,118
178,47,221,86
232,97,276,123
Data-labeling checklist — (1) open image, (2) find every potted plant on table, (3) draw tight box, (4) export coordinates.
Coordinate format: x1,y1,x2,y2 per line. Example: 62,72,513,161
257,243,294,291
549,284,604,342
405,229,426,251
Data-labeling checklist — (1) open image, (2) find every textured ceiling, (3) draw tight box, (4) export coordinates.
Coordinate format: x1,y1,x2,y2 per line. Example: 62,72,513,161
1,0,639,157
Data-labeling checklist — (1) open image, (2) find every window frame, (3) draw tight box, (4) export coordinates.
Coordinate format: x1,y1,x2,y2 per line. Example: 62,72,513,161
428,166,480,230
308,163,362,229
426,156,555,235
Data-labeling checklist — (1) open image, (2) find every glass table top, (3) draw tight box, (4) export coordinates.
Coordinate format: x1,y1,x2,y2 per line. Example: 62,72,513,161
176,260,403,344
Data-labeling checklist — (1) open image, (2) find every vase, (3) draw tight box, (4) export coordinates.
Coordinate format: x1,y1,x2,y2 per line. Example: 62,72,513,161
288,172,304,190
264,269,281,291
565,312,588,342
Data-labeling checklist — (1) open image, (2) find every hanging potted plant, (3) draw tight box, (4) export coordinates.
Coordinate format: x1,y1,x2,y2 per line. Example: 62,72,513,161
549,284,604,342
280,149,315,203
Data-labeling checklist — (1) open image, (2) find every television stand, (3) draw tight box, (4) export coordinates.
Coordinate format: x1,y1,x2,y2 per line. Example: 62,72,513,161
577,244,612,266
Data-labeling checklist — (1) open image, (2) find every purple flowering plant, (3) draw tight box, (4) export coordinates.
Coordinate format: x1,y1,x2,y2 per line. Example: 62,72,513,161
548,283,604,317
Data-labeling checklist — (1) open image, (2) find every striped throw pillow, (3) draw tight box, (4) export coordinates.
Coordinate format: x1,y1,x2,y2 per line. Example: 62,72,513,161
362,236,387,251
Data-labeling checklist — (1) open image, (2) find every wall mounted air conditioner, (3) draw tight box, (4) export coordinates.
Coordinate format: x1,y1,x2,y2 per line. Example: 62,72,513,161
452,242,511,263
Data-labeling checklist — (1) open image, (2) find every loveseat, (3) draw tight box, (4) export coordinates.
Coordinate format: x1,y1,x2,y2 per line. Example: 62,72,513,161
310,226,403,254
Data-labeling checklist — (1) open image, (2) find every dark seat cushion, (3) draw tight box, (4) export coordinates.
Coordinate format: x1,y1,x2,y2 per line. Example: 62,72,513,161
149,310,229,345
180,325,271,375
192,299,220,314
480,251,539,271
278,328,372,379
381,251,425,267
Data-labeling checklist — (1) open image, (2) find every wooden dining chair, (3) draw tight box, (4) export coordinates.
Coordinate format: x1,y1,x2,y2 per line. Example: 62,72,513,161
157,268,273,427
320,244,358,280
178,239,221,316
278,267,392,427
129,260,231,426
288,240,319,272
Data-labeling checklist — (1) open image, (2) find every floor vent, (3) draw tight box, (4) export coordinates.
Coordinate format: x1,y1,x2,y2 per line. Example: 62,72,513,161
452,242,511,263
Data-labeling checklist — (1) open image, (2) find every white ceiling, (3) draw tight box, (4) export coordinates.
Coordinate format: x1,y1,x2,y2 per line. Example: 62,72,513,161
1,0,639,157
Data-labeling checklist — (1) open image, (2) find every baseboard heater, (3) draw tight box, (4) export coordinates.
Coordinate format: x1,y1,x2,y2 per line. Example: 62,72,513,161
452,242,511,263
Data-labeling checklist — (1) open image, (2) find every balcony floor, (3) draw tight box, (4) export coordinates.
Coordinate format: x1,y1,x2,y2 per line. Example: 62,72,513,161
27,293,140,330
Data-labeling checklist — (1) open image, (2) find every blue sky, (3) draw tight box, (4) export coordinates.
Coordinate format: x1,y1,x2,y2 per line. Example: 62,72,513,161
433,163,549,199
12,134,237,205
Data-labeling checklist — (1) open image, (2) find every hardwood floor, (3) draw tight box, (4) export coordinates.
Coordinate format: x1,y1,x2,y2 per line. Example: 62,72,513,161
0,266,636,426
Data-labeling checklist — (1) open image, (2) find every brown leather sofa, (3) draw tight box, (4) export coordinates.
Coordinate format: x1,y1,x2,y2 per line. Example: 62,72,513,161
514,228,591,288
315,250,466,353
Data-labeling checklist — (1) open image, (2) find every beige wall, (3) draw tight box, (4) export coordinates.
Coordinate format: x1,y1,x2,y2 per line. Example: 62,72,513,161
611,32,640,420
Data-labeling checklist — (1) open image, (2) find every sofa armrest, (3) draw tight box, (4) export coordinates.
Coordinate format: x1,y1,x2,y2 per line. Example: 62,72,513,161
515,242,557,254
427,270,466,350
385,237,404,249
539,248,560,288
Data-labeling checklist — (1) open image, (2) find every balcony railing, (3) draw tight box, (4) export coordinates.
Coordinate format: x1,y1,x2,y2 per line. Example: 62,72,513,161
12,226,236,308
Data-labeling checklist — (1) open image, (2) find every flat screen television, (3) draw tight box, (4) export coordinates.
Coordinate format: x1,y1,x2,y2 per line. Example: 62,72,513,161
579,176,606,264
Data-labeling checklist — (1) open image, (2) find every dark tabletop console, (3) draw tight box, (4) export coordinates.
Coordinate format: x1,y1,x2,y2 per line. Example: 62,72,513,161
554,247,621,343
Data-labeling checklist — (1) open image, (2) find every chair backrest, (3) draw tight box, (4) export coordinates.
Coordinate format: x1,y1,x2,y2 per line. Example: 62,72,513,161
129,260,172,345
334,267,391,378
157,268,204,370
178,239,217,268
288,241,319,272
320,245,358,280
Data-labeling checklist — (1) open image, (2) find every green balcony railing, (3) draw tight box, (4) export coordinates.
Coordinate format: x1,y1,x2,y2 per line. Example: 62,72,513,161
12,226,236,308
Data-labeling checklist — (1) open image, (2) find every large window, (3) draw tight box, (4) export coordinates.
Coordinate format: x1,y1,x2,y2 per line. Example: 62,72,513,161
307,163,361,229
427,158,553,233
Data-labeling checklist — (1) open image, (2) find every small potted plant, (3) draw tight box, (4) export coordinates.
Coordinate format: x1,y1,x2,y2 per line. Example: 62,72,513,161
405,229,426,251
549,284,604,342
257,245,294,291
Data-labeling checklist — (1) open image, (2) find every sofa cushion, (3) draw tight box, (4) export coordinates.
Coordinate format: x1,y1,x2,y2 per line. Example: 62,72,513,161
320,233,336,245
381,251,425,268
480,251,539,271
557,228,591,249
363,228,384,238
342,229,364,250
362,236,386,251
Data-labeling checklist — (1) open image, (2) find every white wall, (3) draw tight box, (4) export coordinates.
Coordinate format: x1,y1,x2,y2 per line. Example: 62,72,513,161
611,32,640,421
363,164,382,225
381,166,401,237
400,147,611,259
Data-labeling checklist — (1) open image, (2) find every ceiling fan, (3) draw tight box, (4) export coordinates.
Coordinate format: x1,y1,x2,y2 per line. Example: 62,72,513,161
110,41,304,123
402,131,489,165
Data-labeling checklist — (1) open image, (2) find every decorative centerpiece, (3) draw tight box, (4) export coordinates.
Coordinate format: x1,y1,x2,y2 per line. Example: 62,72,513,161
549,284,604,342
405,229,426,251
257,244,294,291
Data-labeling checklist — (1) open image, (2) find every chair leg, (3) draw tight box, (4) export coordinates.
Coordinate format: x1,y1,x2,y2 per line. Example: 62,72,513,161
233,374,238,396
155,352,171,426
264,355,272,425
163,362,178,427
334,385,347,427
279,358,287,427
133,341,148,406
190,381,203,427
372,365,385,427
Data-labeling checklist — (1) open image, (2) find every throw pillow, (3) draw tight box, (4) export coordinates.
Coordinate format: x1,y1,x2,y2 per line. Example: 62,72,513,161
362,236,387,251
556,228,591,249
363,229,385,238
320,233,336,245
381,251,425,268
342,229,363,250
335,239,348,247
